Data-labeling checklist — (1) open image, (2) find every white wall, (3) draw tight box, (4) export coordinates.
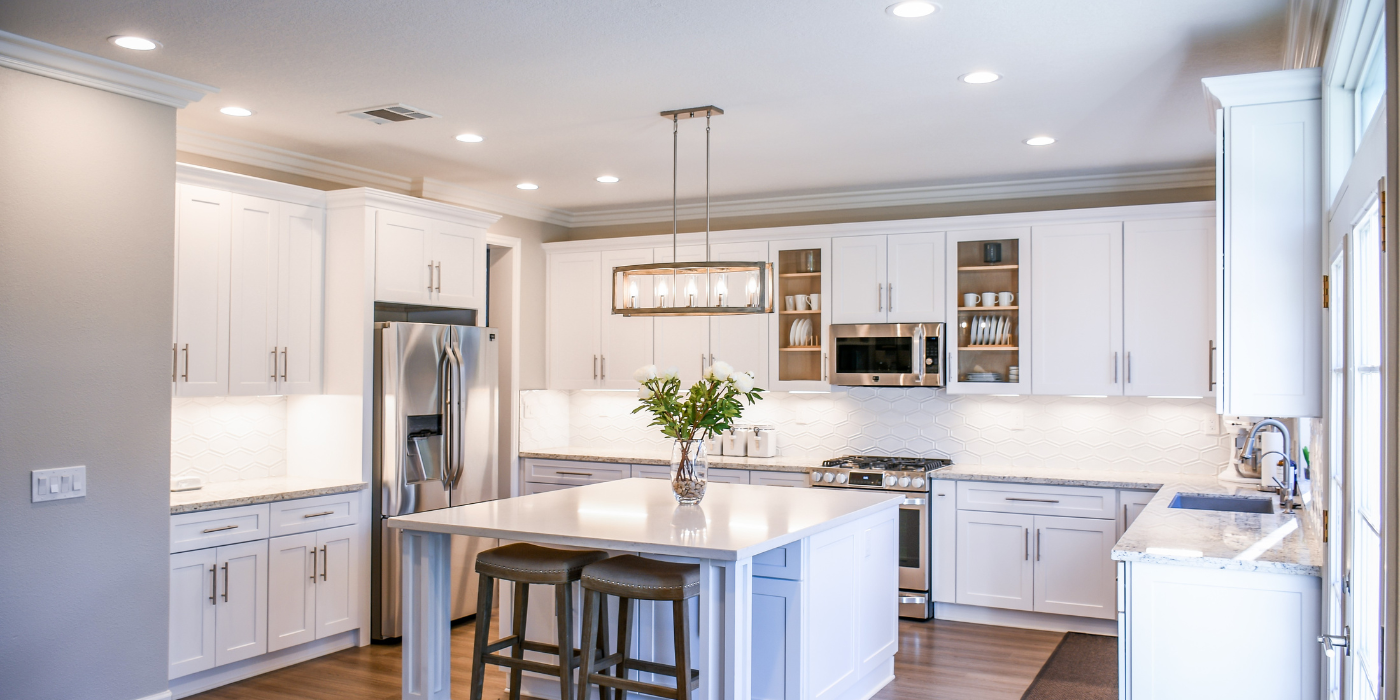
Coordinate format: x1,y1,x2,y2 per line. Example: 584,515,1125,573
0,66,175,700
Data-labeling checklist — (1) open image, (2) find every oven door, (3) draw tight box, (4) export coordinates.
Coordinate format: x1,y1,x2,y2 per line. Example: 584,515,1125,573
897,495,930,592
829,323,943,387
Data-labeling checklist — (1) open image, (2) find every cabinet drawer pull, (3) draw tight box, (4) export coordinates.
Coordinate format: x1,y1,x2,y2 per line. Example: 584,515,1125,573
202,524,239,533
1036,528,1042,561
210,565,217,605
556,471,594,477
1208,340,1216,390
281,347,288,381
310,548,318,581
302,511,335,519
1005,497,1060,504
1024,528,1029,560
270,348,278,380
321,545,328,581
221,562,229,602
182,344,190,382
428,261,435,292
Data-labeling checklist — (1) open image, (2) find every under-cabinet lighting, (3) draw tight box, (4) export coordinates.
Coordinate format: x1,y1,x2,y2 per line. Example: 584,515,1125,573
1067,395,1108,398
789,391,832,394
991,394,1020,397
1147,396,1205,400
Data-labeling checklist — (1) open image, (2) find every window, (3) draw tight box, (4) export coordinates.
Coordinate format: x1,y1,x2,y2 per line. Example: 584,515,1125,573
1355,20,1386,150
1349,199,1383,699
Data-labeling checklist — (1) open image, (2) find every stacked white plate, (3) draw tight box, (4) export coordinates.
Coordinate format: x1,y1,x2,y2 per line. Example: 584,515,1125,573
788,318,814,347
965,372,1003,382
967,316,1012,346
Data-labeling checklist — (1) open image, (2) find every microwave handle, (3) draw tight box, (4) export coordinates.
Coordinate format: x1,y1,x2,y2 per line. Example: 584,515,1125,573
914,325,925,382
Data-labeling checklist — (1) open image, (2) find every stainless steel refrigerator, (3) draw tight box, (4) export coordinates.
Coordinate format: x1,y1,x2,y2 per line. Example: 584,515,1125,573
372,322,498,641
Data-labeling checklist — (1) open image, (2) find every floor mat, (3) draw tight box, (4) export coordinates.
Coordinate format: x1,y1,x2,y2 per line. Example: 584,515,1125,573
1019,632,1117,700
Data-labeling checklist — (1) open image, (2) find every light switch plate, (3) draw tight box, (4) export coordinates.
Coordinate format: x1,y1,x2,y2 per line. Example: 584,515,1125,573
32,466,86,502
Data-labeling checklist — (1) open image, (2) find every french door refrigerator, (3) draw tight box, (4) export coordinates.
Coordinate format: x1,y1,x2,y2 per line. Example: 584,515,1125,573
372,322,498,640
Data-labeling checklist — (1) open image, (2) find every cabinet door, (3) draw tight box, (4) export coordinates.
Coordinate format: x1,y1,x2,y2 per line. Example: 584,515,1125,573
547,251,602,389
1124,217,1213,398
709,240,771,389
267,532,317,652
431,218,486,310
174,184,232,397
374,210,432,305
315,525,359,638
1032,515,1116,619
929,479,957,603
752,577,800,700
653,245,711,386
955,510,1034,611
599,248,654,389
887,232,945,323
214,539,268,666
169,548,218,679
278,202,324,394
768,237,833,392
831,235,887,324
228,194,280,396
1119,490,1155,538
1030,222,1123,396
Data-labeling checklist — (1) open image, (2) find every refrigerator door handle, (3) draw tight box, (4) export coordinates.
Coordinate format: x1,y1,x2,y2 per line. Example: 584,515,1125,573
441,337,466,491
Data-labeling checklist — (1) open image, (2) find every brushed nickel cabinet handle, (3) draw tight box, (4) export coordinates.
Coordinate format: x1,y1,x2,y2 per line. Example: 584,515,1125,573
182,344,190,381
320,546,328,581
1024,528,1029,560
173,344,179,382
435,262,442,292
1126,351,1132,384
593,355,599,380
202,524,238,533
1005,497,1059,504
1208,340,1216,390
310,548,317,581
302,511,335,519
270,348,278,380
210,565,217,605
1036,529,1042,561
556,471,594,477
1113,351,1119,383
889,283,894,312
221,562,229,602
601,355,606,380
428,261,435,292
878,283,883,312
281,347,288,381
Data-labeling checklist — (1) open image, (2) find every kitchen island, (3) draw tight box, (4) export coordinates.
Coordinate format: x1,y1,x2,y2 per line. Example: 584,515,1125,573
387,478,902,700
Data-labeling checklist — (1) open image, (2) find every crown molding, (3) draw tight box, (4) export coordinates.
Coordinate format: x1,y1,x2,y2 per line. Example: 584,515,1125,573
176,162,327,207
1284,0,1336,69
176,127,414,192
1202,68,1323,112
412,177,572,227
0,30,216,108
325,188,502,228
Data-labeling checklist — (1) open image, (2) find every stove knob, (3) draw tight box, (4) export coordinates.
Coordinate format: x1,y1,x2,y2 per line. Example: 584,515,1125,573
810,469,822,481
823,472,836,483
836,473,848,484
898,476,912,487
912,477,926,488
884,475,897,487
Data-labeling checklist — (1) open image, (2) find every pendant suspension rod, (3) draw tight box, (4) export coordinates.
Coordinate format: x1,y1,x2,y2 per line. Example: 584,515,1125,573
672,114,678,262
705,109,711,263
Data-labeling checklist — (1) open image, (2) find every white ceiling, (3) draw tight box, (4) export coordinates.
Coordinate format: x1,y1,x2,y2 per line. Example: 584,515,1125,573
1,0,1288,214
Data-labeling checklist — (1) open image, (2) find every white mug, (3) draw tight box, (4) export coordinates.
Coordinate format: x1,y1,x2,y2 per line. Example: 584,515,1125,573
963,293,979,307
785,295,795,311
795,295,810,310
998,291,1015,306
981,292,998,307
808,293,820,310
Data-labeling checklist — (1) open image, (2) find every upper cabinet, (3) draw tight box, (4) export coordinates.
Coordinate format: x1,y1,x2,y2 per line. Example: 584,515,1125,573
769,237,832,392
374,210,486,310
174,184,233,397
547,251,603,390
653,245,712,386
831,232,945,324
709,240,771,390
1123,218,1215,397
1030,222,1123,397
1204,69,1323,417
946,228,1030,395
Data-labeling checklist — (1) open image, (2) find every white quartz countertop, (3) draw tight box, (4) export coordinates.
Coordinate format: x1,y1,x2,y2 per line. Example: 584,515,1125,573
388,477,900,560
519,446,818,473
171,476,368,514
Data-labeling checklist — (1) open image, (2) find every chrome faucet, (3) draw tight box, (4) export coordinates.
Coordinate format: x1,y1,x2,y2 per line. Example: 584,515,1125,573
1241,418,1298,512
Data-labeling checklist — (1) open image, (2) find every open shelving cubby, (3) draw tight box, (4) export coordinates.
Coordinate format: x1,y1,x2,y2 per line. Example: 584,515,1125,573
955,238,1021,388
777,248,823,382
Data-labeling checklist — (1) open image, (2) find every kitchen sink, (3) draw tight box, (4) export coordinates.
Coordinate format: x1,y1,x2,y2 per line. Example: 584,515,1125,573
1169,493,1276,514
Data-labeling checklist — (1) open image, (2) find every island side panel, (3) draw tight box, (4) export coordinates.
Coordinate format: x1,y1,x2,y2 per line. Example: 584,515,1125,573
400,529,452,700
696,557,755,700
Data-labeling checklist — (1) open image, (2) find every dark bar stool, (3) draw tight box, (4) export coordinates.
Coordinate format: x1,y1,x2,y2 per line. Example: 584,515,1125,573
578,555,701,700
470,543,611,700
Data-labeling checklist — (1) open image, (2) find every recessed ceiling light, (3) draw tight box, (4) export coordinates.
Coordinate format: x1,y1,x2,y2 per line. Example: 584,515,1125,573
886,1,938,18
960,71,1001,84
219,107,254,117
455,133,483,143
517,183,538,190
1024,136,1056,146
596,176,619,183
109,35,160,51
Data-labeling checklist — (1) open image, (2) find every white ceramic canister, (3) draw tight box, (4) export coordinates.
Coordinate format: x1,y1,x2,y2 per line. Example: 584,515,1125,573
746,424,777,457
704,432,724,455
722,427,749,457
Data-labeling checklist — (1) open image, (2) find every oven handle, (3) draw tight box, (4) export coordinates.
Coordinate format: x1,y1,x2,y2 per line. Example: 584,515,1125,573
902,497,927,506
899,595,928,605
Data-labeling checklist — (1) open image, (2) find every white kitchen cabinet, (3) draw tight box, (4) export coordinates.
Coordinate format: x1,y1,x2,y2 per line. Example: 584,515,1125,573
1030,221,1124,396
213,539,269,667
831,232,945,325
632,464,750,484
267,531,317,652
315,525,359,638
769,237,833,392
1119,490,1155,538
547,251,603,389
429,218,486,310
653,244,711,386
1031,515,1117,620
169,548,218,679
1123,218,1215,397
752,576,800,700
600,248,654,389
750,470,811,488
944,226,1032,395
374,210,487,311
228,195,325,396
929,479,957,603
1204,70,1322,417
709,240,771,389
955,510,1035,611
174,184,232,397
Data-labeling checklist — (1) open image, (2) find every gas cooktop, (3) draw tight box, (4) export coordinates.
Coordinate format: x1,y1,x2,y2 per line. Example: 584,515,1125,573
819,455,953,472
810,455,953,492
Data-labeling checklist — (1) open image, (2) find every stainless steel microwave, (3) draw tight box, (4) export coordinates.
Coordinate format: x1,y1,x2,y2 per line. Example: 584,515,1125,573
829,323,944,387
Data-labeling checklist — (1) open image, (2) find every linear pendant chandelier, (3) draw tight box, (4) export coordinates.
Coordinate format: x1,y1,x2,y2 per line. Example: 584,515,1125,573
611,106,773,317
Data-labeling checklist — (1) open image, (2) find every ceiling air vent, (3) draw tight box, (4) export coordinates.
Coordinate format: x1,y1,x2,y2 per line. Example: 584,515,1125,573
341,103,440,125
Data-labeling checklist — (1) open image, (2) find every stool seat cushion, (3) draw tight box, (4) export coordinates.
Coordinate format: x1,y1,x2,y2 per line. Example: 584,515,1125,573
581,555,700,600
475,543,609,584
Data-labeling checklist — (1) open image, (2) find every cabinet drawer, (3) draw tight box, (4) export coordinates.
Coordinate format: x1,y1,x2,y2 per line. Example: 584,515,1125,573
171,504,271,553
524,459,631,485
269,493,359,537
754,541,803,580
749,471,810,488
956,481,1115,520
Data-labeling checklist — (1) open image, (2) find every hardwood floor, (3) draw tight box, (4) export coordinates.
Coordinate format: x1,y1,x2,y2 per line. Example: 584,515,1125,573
191,615,1063,700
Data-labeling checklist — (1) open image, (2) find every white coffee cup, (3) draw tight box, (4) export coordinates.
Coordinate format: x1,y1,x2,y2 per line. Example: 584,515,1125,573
981,292,998,307
785,295,795,311
998,291,1015,306
963,293,979,307
795,294,810,310
808,293,820,310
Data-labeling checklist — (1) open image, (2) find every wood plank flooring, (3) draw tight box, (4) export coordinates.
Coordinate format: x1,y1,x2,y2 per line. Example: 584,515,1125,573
191,615,1063,700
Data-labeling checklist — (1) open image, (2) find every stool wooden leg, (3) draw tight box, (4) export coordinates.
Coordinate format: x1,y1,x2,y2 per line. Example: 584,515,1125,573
508,581,529,700
556,583,575,700
469,574,495,700
594,594,612,700
672,599,691,700
578,590,600,700
615,597,632,700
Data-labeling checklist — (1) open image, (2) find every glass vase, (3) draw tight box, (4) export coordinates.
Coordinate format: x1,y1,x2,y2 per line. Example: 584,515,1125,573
670,439,708,505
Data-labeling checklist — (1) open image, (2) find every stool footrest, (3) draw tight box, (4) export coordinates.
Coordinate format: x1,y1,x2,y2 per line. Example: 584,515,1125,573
589,671,700,696
485,654,575,677
616,658,701,685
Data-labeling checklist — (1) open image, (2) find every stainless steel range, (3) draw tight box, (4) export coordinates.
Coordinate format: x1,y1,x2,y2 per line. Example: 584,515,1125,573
808,455,951,620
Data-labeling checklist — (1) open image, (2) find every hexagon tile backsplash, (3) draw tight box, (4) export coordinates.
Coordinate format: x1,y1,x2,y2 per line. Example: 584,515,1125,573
171,397,288,483
522,389,1232,475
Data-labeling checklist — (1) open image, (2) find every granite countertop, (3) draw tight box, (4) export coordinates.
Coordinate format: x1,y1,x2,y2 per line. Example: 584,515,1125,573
171,476,368,514
519,446,820,473
927,464,1221,490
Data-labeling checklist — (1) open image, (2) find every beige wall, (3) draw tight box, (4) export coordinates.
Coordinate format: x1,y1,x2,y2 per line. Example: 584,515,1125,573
0,67,176,700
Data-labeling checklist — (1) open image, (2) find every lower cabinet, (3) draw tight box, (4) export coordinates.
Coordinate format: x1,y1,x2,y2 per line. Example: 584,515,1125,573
752,576,800,700
169,539,269,679
266,525,360,652
955,510,1116,620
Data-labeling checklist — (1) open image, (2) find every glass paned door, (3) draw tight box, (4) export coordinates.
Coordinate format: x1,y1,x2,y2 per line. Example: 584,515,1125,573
1349,199,1383,700
1327,248,1346,700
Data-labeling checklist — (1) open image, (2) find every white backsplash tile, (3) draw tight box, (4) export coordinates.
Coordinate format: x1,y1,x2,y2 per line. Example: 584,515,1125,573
524,388,1230,475
171,397,288,483
520,390,571,450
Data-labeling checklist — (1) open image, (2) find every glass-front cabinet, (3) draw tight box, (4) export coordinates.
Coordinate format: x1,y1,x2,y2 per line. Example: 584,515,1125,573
768,237,832,392
944,227,1031,394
